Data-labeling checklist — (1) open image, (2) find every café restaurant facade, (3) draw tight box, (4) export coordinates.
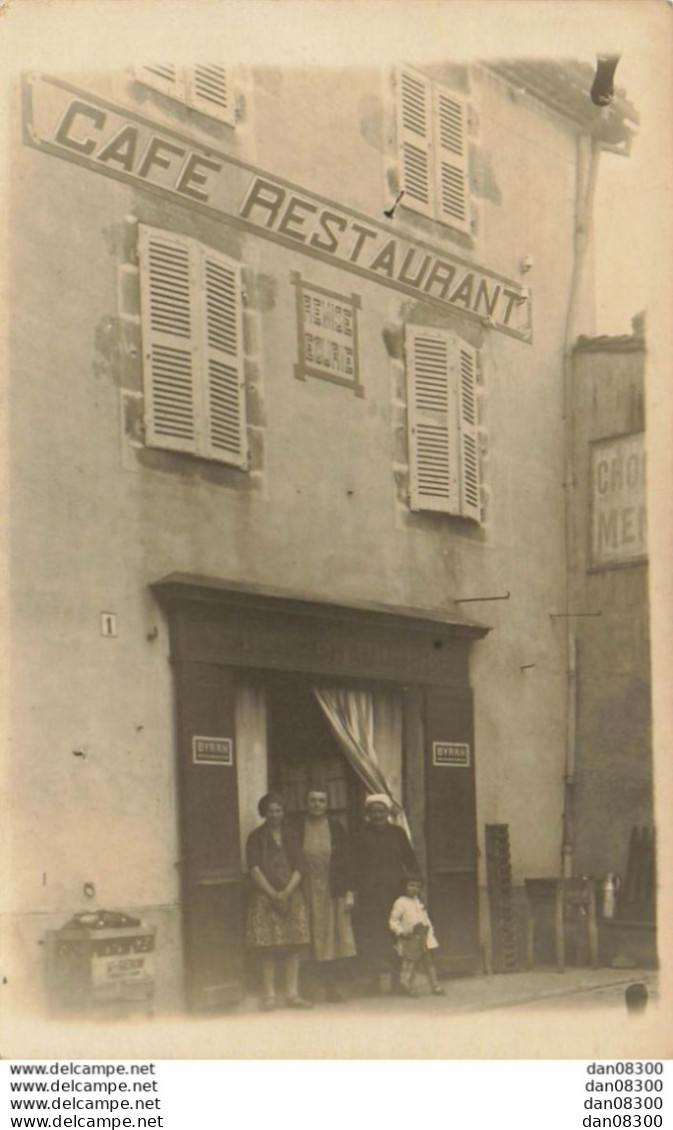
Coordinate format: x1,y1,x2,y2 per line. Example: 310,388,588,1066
7,61,637,1009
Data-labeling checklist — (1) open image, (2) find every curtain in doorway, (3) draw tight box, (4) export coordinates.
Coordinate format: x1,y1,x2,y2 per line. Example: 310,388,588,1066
372,690,403,808
314,687,411,838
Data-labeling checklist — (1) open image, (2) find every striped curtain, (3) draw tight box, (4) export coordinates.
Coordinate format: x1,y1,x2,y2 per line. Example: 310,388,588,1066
314,687,411,839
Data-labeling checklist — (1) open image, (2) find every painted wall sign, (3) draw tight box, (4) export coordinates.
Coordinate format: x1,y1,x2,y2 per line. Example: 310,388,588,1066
433,741,470,767
291,271,362,396
197,616,467,683
590,432,647,569
23,74,532,343
192,736,234,765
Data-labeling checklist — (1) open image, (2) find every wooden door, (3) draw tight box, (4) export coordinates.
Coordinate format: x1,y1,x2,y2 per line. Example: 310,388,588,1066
424,686,480,973
174,660,245,1009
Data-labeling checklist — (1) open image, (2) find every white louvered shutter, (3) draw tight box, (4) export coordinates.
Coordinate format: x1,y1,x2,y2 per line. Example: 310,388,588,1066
457,343,480,521
188,65,234,124
135,64,186,101
406,326,459,514
397,68,434,220
139,227,199,455
199,248,247,467
434,86,471,233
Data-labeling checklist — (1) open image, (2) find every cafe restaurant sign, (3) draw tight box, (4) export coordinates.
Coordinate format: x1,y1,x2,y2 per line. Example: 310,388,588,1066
23,74,532,342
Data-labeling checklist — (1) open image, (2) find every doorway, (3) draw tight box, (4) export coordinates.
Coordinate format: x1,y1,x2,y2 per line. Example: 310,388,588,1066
266,675,366,832
152,574,486,1006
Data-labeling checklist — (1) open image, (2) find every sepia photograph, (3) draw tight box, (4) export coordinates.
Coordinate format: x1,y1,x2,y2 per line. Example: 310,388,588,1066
0,0,670,1063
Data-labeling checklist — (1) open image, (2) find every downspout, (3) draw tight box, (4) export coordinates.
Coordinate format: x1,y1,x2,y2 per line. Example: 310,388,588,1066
560,132,602,878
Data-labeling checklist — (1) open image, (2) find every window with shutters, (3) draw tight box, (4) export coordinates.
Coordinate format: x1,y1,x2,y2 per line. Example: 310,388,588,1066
136,65,235,125
396,66,471,235
138,225,248,469
405,325,480,521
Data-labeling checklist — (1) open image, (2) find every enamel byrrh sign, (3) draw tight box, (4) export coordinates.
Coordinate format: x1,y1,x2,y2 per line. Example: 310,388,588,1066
23,74,532,342
433,742,470,768
192,736,234,766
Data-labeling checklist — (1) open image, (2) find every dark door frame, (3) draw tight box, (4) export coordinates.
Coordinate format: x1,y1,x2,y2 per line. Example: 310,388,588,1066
152,573,489,1008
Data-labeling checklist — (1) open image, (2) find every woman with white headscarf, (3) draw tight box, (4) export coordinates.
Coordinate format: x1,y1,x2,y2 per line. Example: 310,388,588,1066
351,794,418,991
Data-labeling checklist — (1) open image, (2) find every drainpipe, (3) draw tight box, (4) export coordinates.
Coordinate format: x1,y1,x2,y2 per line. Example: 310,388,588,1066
560,133,602,878
560,119,634,877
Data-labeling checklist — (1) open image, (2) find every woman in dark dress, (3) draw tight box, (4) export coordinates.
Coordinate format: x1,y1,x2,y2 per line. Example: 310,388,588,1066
351,793,418,991
246,792,313,1011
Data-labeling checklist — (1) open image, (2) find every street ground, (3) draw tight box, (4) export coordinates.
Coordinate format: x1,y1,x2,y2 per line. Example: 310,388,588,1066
342,966,659,1016
2,966,662,1060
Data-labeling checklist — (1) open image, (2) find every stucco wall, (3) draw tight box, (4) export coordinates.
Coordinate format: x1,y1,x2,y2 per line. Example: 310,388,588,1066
569,338,652,880
7,63,590,1006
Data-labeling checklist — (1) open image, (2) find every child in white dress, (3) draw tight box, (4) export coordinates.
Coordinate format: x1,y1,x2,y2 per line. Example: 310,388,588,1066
389,875,445,997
